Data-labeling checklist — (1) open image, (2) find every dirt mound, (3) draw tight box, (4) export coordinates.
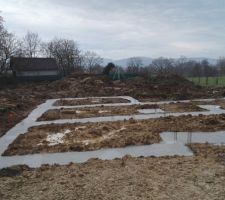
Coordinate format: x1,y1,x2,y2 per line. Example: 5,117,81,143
36,73,222,100
1,73,221,100
125,75,205,100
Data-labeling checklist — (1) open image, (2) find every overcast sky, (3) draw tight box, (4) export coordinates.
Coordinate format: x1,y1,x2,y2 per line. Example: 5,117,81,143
0,0,225,59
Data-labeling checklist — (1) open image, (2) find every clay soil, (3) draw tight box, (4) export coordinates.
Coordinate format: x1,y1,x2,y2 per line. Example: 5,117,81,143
4,114,225,156
0,144,225,200
54,97,129,106
0,74,224,137
38,102,204,121
162,102,205,112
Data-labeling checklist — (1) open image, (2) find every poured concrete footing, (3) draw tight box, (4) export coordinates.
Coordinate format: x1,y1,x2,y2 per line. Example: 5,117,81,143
1,96,225,169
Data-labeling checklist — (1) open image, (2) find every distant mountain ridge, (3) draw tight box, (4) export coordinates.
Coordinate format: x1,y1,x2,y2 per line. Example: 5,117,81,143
103,57,218,67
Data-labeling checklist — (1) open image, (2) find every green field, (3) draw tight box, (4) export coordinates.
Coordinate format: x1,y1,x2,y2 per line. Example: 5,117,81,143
189,76,225,87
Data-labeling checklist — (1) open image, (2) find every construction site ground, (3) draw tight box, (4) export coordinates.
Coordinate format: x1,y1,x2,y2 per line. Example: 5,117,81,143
54,97,130,106
38,102,205,121
0,144,225,200
4,114,225,156
1,74,225,199
1,74,224,137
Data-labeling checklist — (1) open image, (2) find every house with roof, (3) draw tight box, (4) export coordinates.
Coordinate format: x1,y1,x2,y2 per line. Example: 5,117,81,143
10,57,62,81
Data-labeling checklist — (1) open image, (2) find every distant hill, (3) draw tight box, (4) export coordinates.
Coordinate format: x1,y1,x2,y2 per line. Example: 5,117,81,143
103,57,218,68
188,57,218,65
103,57,153,67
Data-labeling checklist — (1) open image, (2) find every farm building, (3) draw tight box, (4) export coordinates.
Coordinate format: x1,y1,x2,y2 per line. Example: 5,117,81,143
10,57,61,81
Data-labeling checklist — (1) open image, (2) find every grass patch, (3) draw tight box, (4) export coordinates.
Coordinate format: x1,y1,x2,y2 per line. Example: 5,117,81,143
189,76,225,87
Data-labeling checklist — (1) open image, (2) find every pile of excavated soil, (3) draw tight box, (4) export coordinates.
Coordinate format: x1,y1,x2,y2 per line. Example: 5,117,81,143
4,114,225,156
0,144,225,200
0,74,224,137
38,102,205,121
47,74,224,100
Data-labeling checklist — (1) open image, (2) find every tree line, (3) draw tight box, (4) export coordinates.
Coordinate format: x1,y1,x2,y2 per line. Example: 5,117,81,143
124,57,225,84
0,15,103,76
1,14,225,80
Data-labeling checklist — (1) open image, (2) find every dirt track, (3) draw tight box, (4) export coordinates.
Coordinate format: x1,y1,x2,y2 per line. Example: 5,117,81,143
4,114,225,156
0,144,225,200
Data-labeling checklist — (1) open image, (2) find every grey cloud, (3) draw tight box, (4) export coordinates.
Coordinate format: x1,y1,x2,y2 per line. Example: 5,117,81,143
0,0,225,59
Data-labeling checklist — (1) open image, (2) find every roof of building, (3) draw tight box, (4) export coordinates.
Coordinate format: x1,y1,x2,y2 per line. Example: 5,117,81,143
10,57,59,71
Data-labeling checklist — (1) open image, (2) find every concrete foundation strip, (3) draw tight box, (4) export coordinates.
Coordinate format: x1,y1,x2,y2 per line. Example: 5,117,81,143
0,96,225,168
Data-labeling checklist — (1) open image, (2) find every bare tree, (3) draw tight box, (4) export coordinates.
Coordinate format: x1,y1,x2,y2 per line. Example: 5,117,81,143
126,57,143,74
0,33,19,74
82,51,103,73
138,66,152,79
151,57,174,76
0,15,21,74
173,56,189,76
22,31,41,57
145,64,155,79
42,38,82,75
0,15,3,32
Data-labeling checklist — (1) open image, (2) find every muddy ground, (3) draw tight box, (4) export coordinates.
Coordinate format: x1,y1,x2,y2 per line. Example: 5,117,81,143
1,73,224,137
0,144,225,200
54,97,129,106
162,101,205,112
38,102,205,121
0,95,40,138
1,74,225,199
4,114,225,156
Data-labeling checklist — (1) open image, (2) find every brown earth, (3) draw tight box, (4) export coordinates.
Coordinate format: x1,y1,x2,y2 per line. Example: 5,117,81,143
1,74,225,199
38,102,205,121
4,114,225,156
0,73,224,137
215,99,225,109
54,97,129,106
162,102,205,112
0,94,41,138
38,105,143,121
0,144,225,200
